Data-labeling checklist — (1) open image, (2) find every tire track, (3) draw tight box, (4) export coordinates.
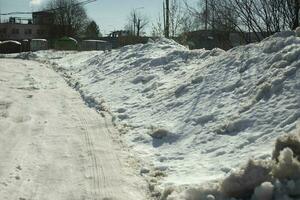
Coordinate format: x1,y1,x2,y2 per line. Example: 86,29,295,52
80,107,115,199
80,109,103,198
69,103,103,199
0,59,148,200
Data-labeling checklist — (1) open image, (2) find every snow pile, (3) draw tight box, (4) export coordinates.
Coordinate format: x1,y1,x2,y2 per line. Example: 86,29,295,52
17,31,300,197
165,129,300,200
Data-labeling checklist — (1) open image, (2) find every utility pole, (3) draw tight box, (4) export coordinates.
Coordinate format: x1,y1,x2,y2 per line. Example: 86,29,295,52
137,19,141,37
0,2,2,23
164,0,170,38
293,0,300,29
133,12,136,36
205,0,208,30
132,7,144,36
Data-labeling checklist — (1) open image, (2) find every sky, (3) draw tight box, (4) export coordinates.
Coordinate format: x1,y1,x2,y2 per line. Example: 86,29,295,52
0,0,198,35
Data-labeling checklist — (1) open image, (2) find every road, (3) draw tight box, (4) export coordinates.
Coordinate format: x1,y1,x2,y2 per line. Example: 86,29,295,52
0,59,148,200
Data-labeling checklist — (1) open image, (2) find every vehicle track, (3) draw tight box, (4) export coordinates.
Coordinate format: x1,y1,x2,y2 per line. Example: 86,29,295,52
70,104,102,199
0,58,148,200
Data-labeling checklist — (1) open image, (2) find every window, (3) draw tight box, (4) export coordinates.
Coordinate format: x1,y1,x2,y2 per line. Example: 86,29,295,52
37,29,45,35
25,29,32,35
11,28,19,34
0,28,7,34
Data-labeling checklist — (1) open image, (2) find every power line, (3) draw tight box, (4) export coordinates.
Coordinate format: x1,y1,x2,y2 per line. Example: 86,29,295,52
0,0,97,16
1,12,32,16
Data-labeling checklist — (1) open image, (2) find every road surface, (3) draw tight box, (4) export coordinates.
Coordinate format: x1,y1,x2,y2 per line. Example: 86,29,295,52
0,59,148,200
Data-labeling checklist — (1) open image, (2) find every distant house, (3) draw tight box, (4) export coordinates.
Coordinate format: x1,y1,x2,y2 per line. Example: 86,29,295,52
95,30,148,49
109,30,130,38
32,11,55,25
229,32,269,46
179,30,232,50
178,30,270,50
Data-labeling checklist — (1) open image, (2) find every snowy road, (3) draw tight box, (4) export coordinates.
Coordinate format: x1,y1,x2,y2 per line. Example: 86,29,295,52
0,59,148,200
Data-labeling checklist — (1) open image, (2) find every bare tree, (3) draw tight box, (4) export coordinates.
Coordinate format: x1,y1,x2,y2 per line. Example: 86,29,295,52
291,0,300,29
178,12,198,33
185,0,300,43
46,0,89,37
164,0,170,37
184,0,237,31
151,14,164,37
125,9,149,37
153,0,184,37
169,0,183,37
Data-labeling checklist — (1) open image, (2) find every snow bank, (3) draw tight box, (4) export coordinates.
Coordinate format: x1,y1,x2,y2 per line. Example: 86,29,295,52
15,30,300,197
164,129,300,200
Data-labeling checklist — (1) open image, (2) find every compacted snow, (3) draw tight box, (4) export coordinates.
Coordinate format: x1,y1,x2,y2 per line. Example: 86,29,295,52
11,30,300,198
0,59,148,200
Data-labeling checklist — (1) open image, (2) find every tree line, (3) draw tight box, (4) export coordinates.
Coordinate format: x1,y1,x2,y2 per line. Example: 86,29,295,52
43,0,100,38
184,0,300,42
149,0,300,42
41,0,300,42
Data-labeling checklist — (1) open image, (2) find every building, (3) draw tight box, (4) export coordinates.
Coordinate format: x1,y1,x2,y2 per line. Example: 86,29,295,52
109,30,130,38
32,11,55,25
179,30,232,50
0,22,50,40
0,11,61,41
178,30,270,50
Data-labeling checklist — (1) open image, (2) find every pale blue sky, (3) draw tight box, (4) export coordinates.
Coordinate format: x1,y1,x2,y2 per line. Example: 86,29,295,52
0,0,198,35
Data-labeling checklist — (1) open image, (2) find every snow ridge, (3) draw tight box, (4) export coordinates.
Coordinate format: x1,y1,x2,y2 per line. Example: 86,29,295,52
21,34,300,194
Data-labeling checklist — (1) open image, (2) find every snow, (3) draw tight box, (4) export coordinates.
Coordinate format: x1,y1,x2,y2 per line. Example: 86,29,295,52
31,39,47,42
1,40,21,45
0,59,148,199
83,40,108,43
64,37,78,44
295,27,300,37
13,30,300,196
